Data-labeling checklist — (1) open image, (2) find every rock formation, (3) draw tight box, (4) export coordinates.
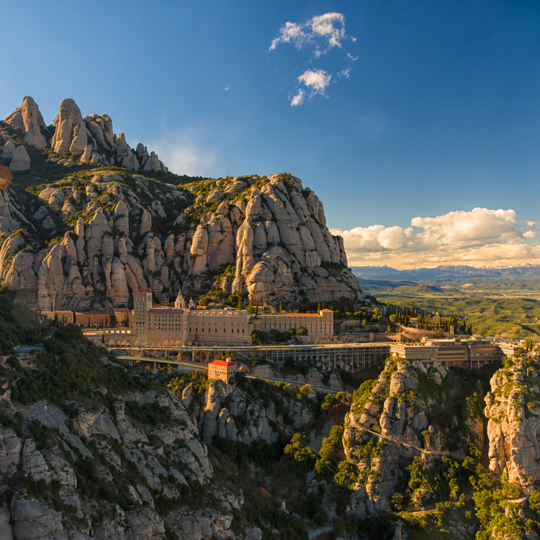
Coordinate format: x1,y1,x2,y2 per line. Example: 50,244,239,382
0,97,364,309
51,98,88,154
195,378,315,446
0,382,242,539
341,359,481,516
9,146,31,171
485,356,540,492
4,96,47,149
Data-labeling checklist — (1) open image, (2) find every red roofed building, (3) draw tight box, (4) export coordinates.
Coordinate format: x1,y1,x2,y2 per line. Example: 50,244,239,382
208,359,236,386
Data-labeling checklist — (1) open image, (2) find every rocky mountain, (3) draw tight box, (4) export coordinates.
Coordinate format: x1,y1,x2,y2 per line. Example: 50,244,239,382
0,294,320,540
339,359,484,517
0,327,241,539
0,97,363,310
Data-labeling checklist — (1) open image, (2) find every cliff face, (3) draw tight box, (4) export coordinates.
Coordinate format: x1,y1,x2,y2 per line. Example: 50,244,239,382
0,97,363,309
180,365,340,446
485,356,540,492
340,359,484,516
0,330,246,540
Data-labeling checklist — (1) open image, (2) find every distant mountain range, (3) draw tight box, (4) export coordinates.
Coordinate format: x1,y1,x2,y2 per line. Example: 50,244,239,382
351,264,540,281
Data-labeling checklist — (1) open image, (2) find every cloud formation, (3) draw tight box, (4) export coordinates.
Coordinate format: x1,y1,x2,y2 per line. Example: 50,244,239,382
291,69,332,106
269,12,356,105
331,208,540,269
270,13,346,55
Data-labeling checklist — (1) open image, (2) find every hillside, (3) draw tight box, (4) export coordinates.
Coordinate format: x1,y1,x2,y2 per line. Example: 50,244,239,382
0,97,363,310
0,287,313,539
382,295,540,338
4,286,540,538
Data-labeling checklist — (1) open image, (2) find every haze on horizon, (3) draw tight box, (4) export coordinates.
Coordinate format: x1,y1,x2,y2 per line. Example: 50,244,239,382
1,0,539,270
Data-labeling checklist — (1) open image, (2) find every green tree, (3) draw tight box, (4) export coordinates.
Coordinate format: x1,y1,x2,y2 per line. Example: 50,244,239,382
315,425,344,476
284,433,316,467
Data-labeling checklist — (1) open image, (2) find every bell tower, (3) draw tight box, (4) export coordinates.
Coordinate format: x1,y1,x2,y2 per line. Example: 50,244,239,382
175,290,186,309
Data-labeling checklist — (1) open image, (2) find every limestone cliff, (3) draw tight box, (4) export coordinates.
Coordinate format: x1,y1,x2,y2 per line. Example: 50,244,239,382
485,356,540,492
340,358,484,516
0,336,246,539
0,97,363,309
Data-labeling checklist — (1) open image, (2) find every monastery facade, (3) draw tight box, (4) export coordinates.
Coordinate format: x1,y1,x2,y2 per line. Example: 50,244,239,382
106,292,334,348
132,291,251,347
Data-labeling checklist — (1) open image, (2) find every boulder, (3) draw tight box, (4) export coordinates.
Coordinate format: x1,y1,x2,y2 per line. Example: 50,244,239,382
9,146,31,171
12,499,67,540
2,141,16,160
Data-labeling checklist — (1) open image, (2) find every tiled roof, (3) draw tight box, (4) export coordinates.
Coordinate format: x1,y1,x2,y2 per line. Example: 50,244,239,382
209,360,236,366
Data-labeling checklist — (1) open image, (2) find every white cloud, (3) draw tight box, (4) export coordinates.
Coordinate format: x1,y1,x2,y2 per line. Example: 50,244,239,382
299,69,331,93
149,133,217,177
290,70,331,106
223,85,231,91
270,13,348,54
270,12,356,104
309,13,345,51
331,208,540,269
269,22,305,51
290,90,305,107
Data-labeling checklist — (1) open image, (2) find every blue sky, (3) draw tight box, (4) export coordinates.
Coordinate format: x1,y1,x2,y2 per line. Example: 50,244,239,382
2,1,540,268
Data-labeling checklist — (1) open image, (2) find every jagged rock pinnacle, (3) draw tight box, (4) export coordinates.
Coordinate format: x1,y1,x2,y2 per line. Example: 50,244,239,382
4,96,47,149
51,98,88,154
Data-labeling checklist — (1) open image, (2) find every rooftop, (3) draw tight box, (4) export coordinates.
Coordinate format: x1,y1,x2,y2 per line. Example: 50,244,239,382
209,360,236,367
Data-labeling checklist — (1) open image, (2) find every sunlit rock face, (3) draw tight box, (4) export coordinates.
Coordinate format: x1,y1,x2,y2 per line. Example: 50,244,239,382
0,98,363,310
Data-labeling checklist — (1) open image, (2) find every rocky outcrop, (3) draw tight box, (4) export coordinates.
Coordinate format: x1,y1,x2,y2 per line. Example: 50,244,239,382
9,145,31,171
51,98,88,154
341,359,477,516
485,356,540,492
4,96,47,149
0,171,362,309
0,97,363,308
11,498,67,540
0,380,246,539
198,378,314,446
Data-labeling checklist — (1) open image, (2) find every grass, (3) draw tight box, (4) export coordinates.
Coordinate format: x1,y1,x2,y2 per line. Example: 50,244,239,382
381,295,540,338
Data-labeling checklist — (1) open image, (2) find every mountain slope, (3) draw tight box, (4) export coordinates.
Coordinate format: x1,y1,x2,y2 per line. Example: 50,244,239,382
0,97,363,309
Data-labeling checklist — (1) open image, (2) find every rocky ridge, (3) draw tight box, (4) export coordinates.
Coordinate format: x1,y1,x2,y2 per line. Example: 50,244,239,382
0,97,363,309
340,358,484,516
3,97,166,173
0,388,244,540
0,322,258,540
485,355,540,492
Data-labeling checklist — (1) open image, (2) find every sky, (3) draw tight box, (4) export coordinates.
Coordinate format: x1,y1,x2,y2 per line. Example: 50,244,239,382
2,0,540,269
